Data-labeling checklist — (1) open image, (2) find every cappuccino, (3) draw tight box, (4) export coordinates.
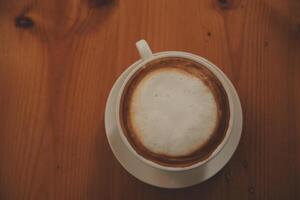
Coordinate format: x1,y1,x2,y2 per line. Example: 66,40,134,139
119,57,230,167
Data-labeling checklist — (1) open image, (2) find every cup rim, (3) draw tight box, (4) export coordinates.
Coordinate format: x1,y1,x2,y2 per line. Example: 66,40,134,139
116,51,235,172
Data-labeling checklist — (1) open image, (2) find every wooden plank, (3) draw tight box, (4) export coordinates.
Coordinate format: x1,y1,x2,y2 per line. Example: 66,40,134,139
0,0,299,199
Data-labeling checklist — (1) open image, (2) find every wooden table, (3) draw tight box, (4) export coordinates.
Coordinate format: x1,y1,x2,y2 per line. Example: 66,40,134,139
0,0,299,199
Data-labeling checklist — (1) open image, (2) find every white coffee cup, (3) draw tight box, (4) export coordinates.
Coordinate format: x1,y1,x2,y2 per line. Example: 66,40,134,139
116,40,235,172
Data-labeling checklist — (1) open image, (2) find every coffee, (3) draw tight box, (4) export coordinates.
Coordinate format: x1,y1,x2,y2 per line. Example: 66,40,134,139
119,57,230,167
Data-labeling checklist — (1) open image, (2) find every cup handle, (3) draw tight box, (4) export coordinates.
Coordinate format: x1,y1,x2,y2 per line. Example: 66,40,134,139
136,39,153,60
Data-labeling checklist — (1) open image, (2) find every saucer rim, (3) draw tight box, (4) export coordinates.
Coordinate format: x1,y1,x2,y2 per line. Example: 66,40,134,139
104,52,243,188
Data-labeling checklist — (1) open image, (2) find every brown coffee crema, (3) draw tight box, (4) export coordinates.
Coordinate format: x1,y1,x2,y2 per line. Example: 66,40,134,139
119,57,230,167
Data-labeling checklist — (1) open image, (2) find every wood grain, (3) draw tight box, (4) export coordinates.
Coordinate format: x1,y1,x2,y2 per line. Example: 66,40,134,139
0,0,299,199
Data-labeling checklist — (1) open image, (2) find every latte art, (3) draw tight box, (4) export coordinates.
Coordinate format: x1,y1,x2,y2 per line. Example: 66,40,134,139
120,57,230,167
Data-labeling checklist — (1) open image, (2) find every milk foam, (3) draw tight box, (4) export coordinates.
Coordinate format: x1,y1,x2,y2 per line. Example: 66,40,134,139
129,68,218,157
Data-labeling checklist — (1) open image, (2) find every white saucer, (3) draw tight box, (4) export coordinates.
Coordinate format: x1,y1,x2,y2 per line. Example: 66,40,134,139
104,54,243,188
